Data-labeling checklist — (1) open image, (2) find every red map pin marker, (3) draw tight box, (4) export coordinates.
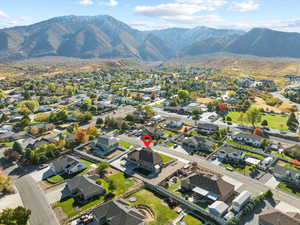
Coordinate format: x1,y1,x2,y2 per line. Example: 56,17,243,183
141,134,152,148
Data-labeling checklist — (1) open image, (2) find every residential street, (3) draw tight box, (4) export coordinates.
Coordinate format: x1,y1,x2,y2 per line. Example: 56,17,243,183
119,135,300,210
15,175,60,225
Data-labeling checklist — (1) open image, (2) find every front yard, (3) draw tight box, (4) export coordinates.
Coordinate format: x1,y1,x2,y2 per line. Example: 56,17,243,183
279,183,300,197
227,111,289,131
180,214,204,225
119,140,132,149
52,172,136,218
159,153,174,163
127,189,178,225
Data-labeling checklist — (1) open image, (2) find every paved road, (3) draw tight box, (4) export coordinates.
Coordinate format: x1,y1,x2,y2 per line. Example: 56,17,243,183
15,175,59,225
119,135,300,210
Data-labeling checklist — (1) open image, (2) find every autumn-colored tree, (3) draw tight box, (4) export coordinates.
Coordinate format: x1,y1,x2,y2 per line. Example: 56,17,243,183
253,128,264,136
76,129,89,143
219,103,228,113
0,170,14,194
86,125,100,139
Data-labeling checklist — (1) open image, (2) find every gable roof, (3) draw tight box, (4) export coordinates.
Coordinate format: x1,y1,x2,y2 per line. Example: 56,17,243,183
233,132,263,142
186,174,234,198
93,200,145,225
259,208,300,225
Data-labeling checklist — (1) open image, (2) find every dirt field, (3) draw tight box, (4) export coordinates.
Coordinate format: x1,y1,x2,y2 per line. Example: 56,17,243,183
253,97,297,113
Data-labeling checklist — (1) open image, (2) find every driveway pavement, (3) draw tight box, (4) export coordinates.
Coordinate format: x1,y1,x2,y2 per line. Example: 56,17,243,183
15,175,60,225
0,190,23,211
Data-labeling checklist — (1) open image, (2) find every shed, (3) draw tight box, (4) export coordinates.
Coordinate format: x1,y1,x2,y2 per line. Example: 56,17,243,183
208,201,228,217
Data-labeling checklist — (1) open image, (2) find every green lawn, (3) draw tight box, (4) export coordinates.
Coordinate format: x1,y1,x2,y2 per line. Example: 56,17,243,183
167,180,181,193
164,130,177,137
127,189,178,225
223,163,254,174
159,153,174,163
119,140,132,149
53,172,136,218
272,151,294,161
167,141,175,147
0,142,14,147
181,215,204,225
226,139,258,151
99,172,136,196
279,183,300,197
227,112,289,131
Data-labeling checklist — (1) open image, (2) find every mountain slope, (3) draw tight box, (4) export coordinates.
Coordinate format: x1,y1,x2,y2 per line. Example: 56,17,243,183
0,15,172,62
226,28,300,58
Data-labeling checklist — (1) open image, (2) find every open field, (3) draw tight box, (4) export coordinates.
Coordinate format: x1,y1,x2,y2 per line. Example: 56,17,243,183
227,111,289,130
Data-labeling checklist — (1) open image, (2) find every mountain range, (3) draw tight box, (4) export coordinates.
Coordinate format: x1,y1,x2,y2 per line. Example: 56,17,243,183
1,15,300,62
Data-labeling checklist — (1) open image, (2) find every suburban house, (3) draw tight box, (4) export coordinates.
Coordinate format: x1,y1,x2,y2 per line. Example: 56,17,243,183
197,123,219,135
272,165,300,187
259,208,300,225
127,148,163,174
92,135,119,155
50,155,87,175
182,136,215,153
66,176,105,202
232,191,252,212
232,132,263,148
166,117,183,129
181,173,235,204
208,201,229,217
92,200,145,225
218,146,246,163
143,127,164,140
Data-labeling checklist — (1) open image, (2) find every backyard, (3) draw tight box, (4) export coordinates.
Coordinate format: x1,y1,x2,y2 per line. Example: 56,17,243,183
119,140,132,149
52,172,136,218
279,183,300,197
126,189,178,225
159,153,174,164
180,214,204,225
227,112,289,130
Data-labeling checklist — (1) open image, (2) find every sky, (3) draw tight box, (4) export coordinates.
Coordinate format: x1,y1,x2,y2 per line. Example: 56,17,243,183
1,0,300,32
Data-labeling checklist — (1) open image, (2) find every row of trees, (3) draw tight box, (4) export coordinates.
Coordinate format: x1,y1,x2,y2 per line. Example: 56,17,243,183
0,206,31,225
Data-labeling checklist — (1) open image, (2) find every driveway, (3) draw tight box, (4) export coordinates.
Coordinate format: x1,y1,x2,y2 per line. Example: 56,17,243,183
15,175,60,225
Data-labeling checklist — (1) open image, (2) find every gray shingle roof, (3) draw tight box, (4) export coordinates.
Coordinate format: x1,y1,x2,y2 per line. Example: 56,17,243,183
259,208,300,225
93,200,145,225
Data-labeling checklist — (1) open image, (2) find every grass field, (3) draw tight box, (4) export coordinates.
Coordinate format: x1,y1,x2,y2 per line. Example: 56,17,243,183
119,140,132,149
127,189,178,225
227,112,289,130
159,153,174,163
164,130,177,136
181,215,204,225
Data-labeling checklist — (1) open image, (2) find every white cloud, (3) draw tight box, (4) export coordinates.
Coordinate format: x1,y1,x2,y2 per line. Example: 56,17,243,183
79,0,94,5
0,10,10,19
231,0,259,12
218,18,300,33
160,14,223,24
135,3,213,18
175,0,227,7
107,0,118,7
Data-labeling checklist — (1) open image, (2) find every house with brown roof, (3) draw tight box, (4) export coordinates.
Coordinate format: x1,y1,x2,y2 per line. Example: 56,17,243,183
259,208,300,225
127,148,163,174
181,173,235,204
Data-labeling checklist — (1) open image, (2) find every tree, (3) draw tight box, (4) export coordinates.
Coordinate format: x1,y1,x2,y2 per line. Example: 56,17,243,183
227,116,232,122
86,125,100,139
75,130,89,143
0,171,13,194
253,128,264,136
177,89,190,101
12,142,24,155
287,112,299,131
96,162,110,178
96,117,104,126
120,122,129,132
237,112,245,124
227,90,236,97
246,107,262,127
261,119,268,127
108,179,116,192
0,206,31,225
